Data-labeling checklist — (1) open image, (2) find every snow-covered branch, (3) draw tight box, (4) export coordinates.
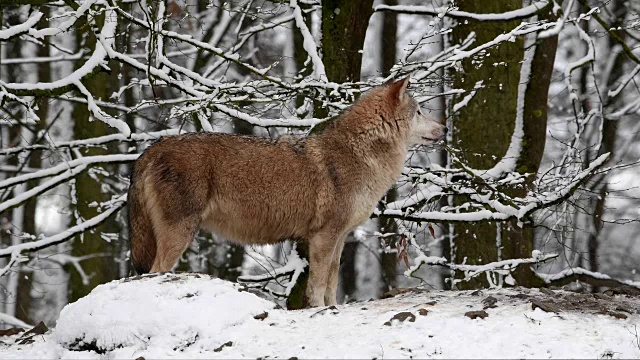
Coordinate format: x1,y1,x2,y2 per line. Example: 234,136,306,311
238,245,308,298
375,153,609,224
289,0,326,80
538,267,640,291
0,195,126,263
406,252,558,287
0,11,42,40
0,312,32,329
374,1,549,21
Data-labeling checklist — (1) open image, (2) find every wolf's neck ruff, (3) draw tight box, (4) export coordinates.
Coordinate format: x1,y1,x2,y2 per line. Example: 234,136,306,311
128,77,446,307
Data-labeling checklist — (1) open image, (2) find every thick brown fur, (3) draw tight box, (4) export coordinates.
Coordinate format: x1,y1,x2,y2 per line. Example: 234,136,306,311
128,77,446,306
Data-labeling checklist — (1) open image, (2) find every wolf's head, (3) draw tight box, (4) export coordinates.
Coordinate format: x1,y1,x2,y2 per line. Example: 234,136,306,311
384,76,447,145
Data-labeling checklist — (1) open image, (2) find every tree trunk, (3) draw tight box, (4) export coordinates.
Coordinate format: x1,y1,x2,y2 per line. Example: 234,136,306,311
288,0,374,308
450,0,557,288
587,0,623,285
324,0,374,303
1,5,38,322
14,5,52,324
68,9,121,302
378,0,399,294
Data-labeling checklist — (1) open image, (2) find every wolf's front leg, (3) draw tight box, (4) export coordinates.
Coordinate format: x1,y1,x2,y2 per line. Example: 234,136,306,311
306,231,338,307
324,235,346,306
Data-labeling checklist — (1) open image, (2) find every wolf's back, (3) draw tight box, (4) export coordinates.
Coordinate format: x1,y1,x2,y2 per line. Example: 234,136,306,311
128,163,156,274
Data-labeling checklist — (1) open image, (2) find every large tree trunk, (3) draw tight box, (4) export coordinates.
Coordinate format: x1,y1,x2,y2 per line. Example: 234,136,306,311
450,0,557,288
68,9,121,302
288,0,374,308
324,0,374,303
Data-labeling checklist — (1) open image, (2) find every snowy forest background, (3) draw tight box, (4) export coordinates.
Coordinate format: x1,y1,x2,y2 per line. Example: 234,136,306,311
1,0,639,327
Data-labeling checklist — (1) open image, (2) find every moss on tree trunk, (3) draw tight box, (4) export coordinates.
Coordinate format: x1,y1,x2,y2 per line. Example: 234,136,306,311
68,10,121,302
450,0,556,289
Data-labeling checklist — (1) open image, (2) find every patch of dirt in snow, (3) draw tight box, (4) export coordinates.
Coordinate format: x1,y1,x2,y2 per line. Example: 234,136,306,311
0,274,639,359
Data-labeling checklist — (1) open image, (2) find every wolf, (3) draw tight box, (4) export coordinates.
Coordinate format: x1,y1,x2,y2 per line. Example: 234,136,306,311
128,76,446,307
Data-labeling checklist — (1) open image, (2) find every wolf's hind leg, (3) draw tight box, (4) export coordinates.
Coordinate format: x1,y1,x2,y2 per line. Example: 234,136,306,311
324,235,346,306
150,217,199,272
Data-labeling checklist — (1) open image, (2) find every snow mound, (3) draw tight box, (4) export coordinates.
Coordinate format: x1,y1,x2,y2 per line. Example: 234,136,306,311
53,273,276,353
2,280,640,359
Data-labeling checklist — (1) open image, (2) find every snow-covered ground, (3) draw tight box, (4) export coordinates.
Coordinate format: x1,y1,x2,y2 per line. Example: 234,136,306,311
1,273,639,359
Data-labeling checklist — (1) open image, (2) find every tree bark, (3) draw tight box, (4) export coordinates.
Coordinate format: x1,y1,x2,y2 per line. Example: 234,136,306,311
587,0,623,284
68,8,121,302
14,4,52,324
450,0,556,288
378,0,399,294
324,0,374,303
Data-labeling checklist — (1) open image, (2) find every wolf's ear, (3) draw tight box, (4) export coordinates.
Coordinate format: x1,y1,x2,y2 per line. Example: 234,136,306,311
387,76,410,102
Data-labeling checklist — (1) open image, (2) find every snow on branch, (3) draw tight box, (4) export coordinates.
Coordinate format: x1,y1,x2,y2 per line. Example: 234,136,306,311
0,5,112,97
211,103,324,128
0,11,43,40
608,64,640,99
112,5,290,88
374,1,549,21
0,154,138,193
374,153,610,223
43,253,111,286
289,0,326,80
0,313,32,329
538,0,576,39
563,22,595,103
237,244,308,299
406,252,558,288
538,267,640,291
451,81,483,113
0,163,89,214
482,28,538,180
0,195,126,261
578,0,640,65
419,22,554,80
0,129,178,156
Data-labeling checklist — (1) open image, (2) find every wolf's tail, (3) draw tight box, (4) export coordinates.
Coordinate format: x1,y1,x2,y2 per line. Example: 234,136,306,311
128,170,156,274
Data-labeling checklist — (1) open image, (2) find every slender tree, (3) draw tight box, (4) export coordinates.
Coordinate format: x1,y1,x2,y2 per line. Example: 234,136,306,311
378,0,399,294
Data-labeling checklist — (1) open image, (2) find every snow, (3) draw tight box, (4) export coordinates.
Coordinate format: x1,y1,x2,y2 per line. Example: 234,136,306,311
0,11,43,40
238,245,308,297
375,2,549,21
563,23,595,103
608,64,640,98
538,0,575,39
290,0,326,80
540,267,640,289
1,273,639,359
0,195,126,277
451,80,483,113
